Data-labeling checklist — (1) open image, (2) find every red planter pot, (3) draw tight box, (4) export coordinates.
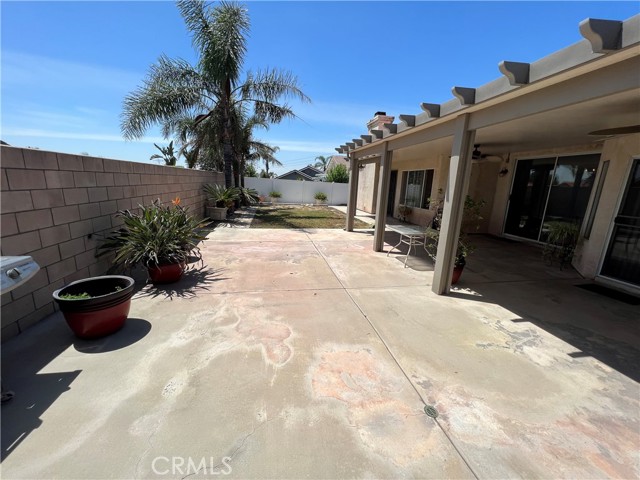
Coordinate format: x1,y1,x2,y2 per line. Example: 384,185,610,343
147,262,185,284
451,265,464,285
53,276,135,339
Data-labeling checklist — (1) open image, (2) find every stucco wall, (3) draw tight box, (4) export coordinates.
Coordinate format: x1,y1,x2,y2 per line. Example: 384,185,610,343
356,164,378,213
0,146,222,340
573,134,640,279
389,154,448,226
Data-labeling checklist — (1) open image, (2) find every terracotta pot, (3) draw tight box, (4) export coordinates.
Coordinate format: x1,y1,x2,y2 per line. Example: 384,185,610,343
451,265,464,285
147,262,185,284
53,276,135,339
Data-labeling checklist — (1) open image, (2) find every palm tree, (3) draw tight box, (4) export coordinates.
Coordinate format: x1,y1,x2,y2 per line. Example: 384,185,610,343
233,110,280,187
121,0,309,188
150,141,178,166
314,155,331,172
256,143,281,178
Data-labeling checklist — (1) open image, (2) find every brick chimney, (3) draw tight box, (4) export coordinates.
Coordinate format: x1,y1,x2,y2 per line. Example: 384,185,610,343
367,111,395,133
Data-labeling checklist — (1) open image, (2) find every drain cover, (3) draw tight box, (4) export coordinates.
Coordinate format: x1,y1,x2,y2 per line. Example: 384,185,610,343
424,405,438,418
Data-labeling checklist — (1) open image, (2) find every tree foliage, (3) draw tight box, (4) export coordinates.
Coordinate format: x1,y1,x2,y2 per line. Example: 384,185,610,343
121,0,309,187
325,163,349,183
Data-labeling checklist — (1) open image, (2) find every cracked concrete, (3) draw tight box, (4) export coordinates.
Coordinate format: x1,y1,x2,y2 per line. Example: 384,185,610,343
1,228,638,479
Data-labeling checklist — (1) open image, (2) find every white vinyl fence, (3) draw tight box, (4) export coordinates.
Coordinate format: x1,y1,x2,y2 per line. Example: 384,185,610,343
245,177,349,205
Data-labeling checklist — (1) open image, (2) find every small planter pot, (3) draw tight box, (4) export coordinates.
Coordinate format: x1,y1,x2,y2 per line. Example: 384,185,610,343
206,205,227,221
451,265,464,285
148,262,185,284
53,276,135,339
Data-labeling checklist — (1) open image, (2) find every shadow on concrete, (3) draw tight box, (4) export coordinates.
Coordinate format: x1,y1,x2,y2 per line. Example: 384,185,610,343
73,318,152,354
445,236,640,383
1,369,82,462
134,266,228,300
383,231,435,272
1,314,79,461
1,313,154,461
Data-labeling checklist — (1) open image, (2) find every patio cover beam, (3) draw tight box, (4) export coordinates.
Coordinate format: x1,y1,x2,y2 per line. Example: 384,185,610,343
374,143,392,252
469,55,640,130
346,155,360,232
432,114,475,294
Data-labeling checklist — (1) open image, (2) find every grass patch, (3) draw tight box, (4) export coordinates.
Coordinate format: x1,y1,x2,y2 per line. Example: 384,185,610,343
251,205,370,229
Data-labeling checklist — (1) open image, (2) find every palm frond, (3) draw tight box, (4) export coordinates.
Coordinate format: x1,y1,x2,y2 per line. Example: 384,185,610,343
121,55,206,139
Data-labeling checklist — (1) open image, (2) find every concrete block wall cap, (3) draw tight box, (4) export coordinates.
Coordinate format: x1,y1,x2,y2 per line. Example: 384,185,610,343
352,139,364,146
360,134,373,144
498,61,530,86
399,114,416,127
420,103,441,118
383,123,397,134
452,86,476,105
579,18,622,53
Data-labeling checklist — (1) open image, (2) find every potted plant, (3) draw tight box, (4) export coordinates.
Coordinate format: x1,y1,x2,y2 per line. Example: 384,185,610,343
398,204,412,222
98,198,208,284
269,191,282,204
236,187,260,206
314,191,328,205
53,275,135,339
425,193,486,284
542,221,580,269
203,184,239,220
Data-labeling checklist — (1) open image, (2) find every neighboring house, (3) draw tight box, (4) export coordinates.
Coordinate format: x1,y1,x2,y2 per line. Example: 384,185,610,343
338,15,640,296
326,155,349,171
277,165,324,181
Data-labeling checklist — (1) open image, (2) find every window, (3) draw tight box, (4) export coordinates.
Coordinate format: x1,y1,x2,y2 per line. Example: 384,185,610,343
402,170,434,209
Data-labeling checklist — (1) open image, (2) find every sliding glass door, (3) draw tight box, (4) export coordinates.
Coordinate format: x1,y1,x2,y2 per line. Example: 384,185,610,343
505,154,600,242
600,159,640,287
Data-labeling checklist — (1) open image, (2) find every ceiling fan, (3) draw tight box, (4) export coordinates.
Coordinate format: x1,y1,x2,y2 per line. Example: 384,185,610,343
471,144,501,161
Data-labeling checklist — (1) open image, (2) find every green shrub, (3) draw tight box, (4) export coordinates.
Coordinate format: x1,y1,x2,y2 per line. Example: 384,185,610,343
203,184,239,208
325,164,349,183
269,191,282,198
314,191,328,202
98,199,208,269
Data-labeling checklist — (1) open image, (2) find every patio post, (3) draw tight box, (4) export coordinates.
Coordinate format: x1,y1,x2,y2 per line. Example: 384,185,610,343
374,143,392,252
432,114,475,294
346,154,359,231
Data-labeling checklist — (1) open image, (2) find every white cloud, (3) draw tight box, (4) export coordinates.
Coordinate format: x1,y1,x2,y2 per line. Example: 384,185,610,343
267,139,342,154
2,128,164,144
2,51,143,92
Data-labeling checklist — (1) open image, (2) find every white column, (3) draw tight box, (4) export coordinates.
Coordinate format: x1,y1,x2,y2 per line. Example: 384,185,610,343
374,144,392,252
346,155,359,231
432,114,475,294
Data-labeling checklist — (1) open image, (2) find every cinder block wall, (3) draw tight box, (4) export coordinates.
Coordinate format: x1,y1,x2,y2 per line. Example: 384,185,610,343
0,146,223,341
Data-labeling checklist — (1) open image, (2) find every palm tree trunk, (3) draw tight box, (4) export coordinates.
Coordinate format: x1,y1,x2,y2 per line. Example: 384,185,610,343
222,79,233,188
233,155,240,188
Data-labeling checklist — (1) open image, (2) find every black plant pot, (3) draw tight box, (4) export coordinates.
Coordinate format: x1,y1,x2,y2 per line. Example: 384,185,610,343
53,276,135,339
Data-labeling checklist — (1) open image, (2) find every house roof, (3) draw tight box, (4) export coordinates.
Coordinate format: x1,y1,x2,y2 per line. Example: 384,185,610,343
337,15,640,157
299,165,324,177
277,169,316,180
327,155,349,170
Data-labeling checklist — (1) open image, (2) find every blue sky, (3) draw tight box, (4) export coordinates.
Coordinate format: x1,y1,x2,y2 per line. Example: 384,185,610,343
2,1,638,175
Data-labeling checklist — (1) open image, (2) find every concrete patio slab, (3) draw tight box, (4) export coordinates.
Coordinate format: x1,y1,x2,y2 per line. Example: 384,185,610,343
2,226,638,479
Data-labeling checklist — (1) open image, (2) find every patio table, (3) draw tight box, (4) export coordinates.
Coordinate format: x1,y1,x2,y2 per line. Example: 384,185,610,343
386,224,434,267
